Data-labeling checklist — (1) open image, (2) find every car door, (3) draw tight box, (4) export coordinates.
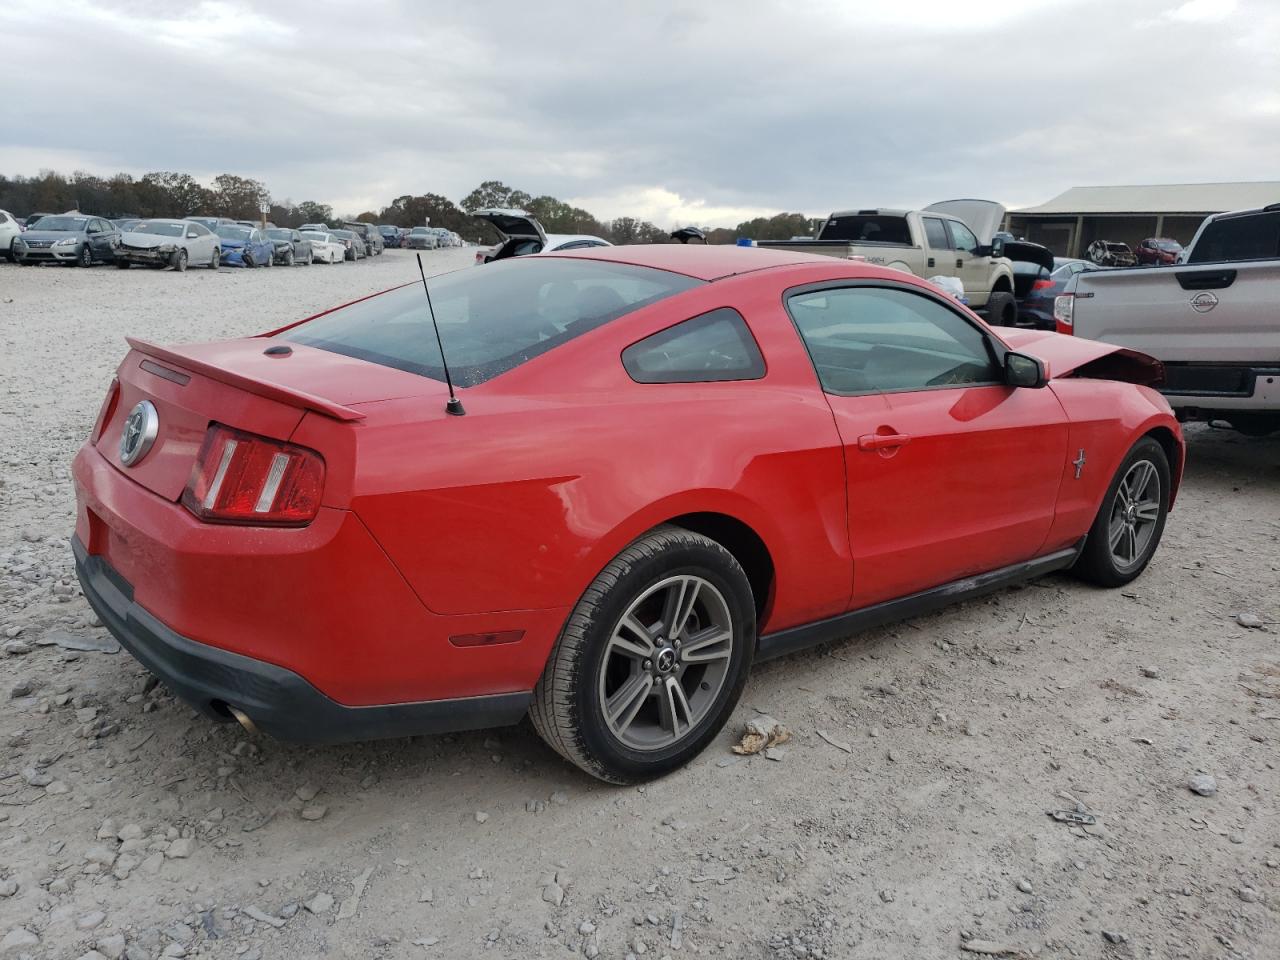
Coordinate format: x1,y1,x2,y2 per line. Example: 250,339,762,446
786,281,1068,609
920,216,952,274
187,222,213,261
84,219,104,258
946,220,991,302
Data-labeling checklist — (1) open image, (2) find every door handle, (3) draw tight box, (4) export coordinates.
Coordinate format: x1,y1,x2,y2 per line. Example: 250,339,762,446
927,257,935,268
858,432,911,451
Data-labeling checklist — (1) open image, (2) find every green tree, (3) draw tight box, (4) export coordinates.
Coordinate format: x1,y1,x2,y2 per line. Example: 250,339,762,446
295,201,334,225
459,180,532,213
138,172,210,217
211,174,270,220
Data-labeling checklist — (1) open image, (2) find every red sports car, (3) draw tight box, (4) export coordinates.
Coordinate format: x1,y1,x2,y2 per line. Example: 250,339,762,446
73,246,1184,783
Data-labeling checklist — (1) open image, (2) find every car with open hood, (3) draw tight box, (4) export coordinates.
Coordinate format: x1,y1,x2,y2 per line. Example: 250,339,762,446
114,219,221,271
12,214,119,267
472,208,610,264
72,244,1182,783
215,224,274,268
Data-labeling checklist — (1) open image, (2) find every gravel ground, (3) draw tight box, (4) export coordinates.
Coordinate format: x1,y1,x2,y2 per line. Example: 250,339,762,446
1,252,1278,959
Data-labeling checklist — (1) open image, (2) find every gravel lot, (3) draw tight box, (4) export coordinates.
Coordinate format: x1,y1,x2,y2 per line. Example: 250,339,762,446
1,252,1277,959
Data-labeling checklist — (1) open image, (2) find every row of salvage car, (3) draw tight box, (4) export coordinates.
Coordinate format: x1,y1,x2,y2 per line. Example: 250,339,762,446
0,212,455,272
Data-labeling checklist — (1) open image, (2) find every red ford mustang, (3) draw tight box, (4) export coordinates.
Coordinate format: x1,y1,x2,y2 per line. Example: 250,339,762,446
73,246,1184,782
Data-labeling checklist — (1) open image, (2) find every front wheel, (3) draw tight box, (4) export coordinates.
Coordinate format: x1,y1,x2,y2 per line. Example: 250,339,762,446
531,526,755,783
209,247,219,270
172,248,188,272
1073,436,1170,587
285,248,294,267
78,244,93,268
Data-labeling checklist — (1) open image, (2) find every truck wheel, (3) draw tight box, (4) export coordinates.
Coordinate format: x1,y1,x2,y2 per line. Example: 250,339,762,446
531,526,755,784
985,291,1017,327
1073,437,1170,588
1229,414,1280,437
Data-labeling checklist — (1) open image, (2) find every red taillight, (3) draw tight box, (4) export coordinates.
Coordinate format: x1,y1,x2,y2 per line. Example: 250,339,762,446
1053,294,1075,335
1031,279,1054,292
181,424,324,526
91,378,121,444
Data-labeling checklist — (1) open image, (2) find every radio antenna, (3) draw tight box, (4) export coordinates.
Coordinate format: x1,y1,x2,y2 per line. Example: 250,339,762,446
416,253,465,416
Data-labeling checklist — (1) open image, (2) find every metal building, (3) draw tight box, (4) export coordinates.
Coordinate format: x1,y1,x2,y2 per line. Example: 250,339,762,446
1004,181,1280,258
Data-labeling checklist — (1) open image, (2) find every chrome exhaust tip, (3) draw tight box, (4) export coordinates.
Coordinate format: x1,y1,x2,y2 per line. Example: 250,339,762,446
227,705,259,736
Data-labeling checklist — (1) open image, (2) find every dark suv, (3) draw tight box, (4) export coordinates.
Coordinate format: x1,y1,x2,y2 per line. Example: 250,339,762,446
344,221,384,256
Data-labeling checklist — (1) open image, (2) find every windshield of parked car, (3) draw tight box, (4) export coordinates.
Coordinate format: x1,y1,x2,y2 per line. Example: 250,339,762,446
216,225,252,241
818,215,912,245
282,259,703,387
331,229,355,238
301,231,329,242
266,229,293,241
31,216,87,232
409,227,429,234
1152,240,1181,251
1105,243,1129,252
130,221,184,237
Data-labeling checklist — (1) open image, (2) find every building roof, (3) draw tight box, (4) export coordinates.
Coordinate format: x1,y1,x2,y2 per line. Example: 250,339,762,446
1013,181,1280,216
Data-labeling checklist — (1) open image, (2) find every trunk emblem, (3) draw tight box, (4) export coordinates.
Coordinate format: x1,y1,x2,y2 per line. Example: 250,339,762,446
119,400,159,467
1190,292,1218,313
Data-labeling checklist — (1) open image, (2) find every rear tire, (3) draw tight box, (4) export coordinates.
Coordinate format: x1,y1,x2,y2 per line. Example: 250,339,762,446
531,526,755,784
985,291,1017,327
1073,436,1170,587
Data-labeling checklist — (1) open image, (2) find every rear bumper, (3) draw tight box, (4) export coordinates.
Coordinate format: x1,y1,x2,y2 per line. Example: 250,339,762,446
1161,363,1280,413
73,536,532,743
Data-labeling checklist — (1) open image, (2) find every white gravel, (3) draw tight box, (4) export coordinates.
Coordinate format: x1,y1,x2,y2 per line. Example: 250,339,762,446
1,251,1278,958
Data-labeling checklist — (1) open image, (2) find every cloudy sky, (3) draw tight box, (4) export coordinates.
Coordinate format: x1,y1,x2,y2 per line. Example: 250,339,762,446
2,0,1276,226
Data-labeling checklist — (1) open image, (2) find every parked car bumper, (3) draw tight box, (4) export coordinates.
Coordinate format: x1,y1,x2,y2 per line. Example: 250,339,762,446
115,246,175,266
13,241,82,262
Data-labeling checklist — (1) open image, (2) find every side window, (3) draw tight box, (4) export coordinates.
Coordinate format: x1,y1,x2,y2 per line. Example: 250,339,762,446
87,220,101,234
947,221,979,254
922,217,949,251
786,285,999,395
1187,211,1280,263
622,308,765,384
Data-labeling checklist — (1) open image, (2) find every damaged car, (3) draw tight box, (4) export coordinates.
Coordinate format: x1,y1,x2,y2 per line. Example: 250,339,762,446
265,228,314,267
12,214,118,267
72,245,1182,784
215,224,275,268
1088,240,1138,267
115,219,221,271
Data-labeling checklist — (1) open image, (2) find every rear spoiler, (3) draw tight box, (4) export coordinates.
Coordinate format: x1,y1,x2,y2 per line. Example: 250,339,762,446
125,337,366,422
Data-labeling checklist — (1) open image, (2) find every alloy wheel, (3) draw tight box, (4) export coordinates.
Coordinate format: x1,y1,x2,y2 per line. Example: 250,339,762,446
1108,458,1161,571
597,574,734,751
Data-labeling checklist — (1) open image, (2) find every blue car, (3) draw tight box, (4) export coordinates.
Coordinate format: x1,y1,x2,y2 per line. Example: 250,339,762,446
215,224,274,268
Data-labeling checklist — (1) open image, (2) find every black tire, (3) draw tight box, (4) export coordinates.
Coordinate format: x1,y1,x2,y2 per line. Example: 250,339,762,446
78,244,93,268
284,248,294,267
531,525,755,784
985,291,1017,327
3,241,13,264
209,247,219,270
1073,436,1170,588
1228,414,1280,438
172,248,188,273
264,251,273,268
115,259,131,270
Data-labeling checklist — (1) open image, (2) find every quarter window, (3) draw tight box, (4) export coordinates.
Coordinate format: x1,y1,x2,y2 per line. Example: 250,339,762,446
786,285,999,395
622,308,765,383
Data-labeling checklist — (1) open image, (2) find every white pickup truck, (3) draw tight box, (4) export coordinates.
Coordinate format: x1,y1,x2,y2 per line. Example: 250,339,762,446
1054,203,1280,436
755,200,1053,327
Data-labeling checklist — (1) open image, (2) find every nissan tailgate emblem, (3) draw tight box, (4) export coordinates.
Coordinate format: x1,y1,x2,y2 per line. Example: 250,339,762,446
1190,292,1219,313
119,400,159,466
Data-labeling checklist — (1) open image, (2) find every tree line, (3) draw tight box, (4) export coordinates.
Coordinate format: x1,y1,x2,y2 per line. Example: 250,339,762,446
0,170,819,244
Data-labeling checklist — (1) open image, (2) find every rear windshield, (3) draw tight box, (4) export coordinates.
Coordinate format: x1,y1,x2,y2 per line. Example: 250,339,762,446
1188,211,1280,264
282,258,703,387
818,215,912,245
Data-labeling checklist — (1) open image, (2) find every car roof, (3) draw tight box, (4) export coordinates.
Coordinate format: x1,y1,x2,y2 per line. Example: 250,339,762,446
543,243,836,281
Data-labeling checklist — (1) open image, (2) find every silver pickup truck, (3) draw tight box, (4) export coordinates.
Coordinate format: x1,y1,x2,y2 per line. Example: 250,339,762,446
1054,203,1280,436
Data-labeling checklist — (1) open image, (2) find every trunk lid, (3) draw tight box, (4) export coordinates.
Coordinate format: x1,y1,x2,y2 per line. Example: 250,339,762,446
98,338,440,502
471,208,547,243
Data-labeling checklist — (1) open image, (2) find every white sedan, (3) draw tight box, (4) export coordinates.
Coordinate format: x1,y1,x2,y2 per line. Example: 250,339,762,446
302,230,346,264
116,219,221,271
0,209,21,262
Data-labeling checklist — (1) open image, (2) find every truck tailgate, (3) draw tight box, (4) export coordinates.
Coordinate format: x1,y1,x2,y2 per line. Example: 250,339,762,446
1072,261,1280,362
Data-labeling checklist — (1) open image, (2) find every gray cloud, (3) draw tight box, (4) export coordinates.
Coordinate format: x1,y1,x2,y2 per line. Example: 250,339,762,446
1,0,1275,225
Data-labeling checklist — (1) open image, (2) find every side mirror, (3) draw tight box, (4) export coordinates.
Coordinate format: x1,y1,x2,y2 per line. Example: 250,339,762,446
1005,351,1048,388
187,231,198,239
